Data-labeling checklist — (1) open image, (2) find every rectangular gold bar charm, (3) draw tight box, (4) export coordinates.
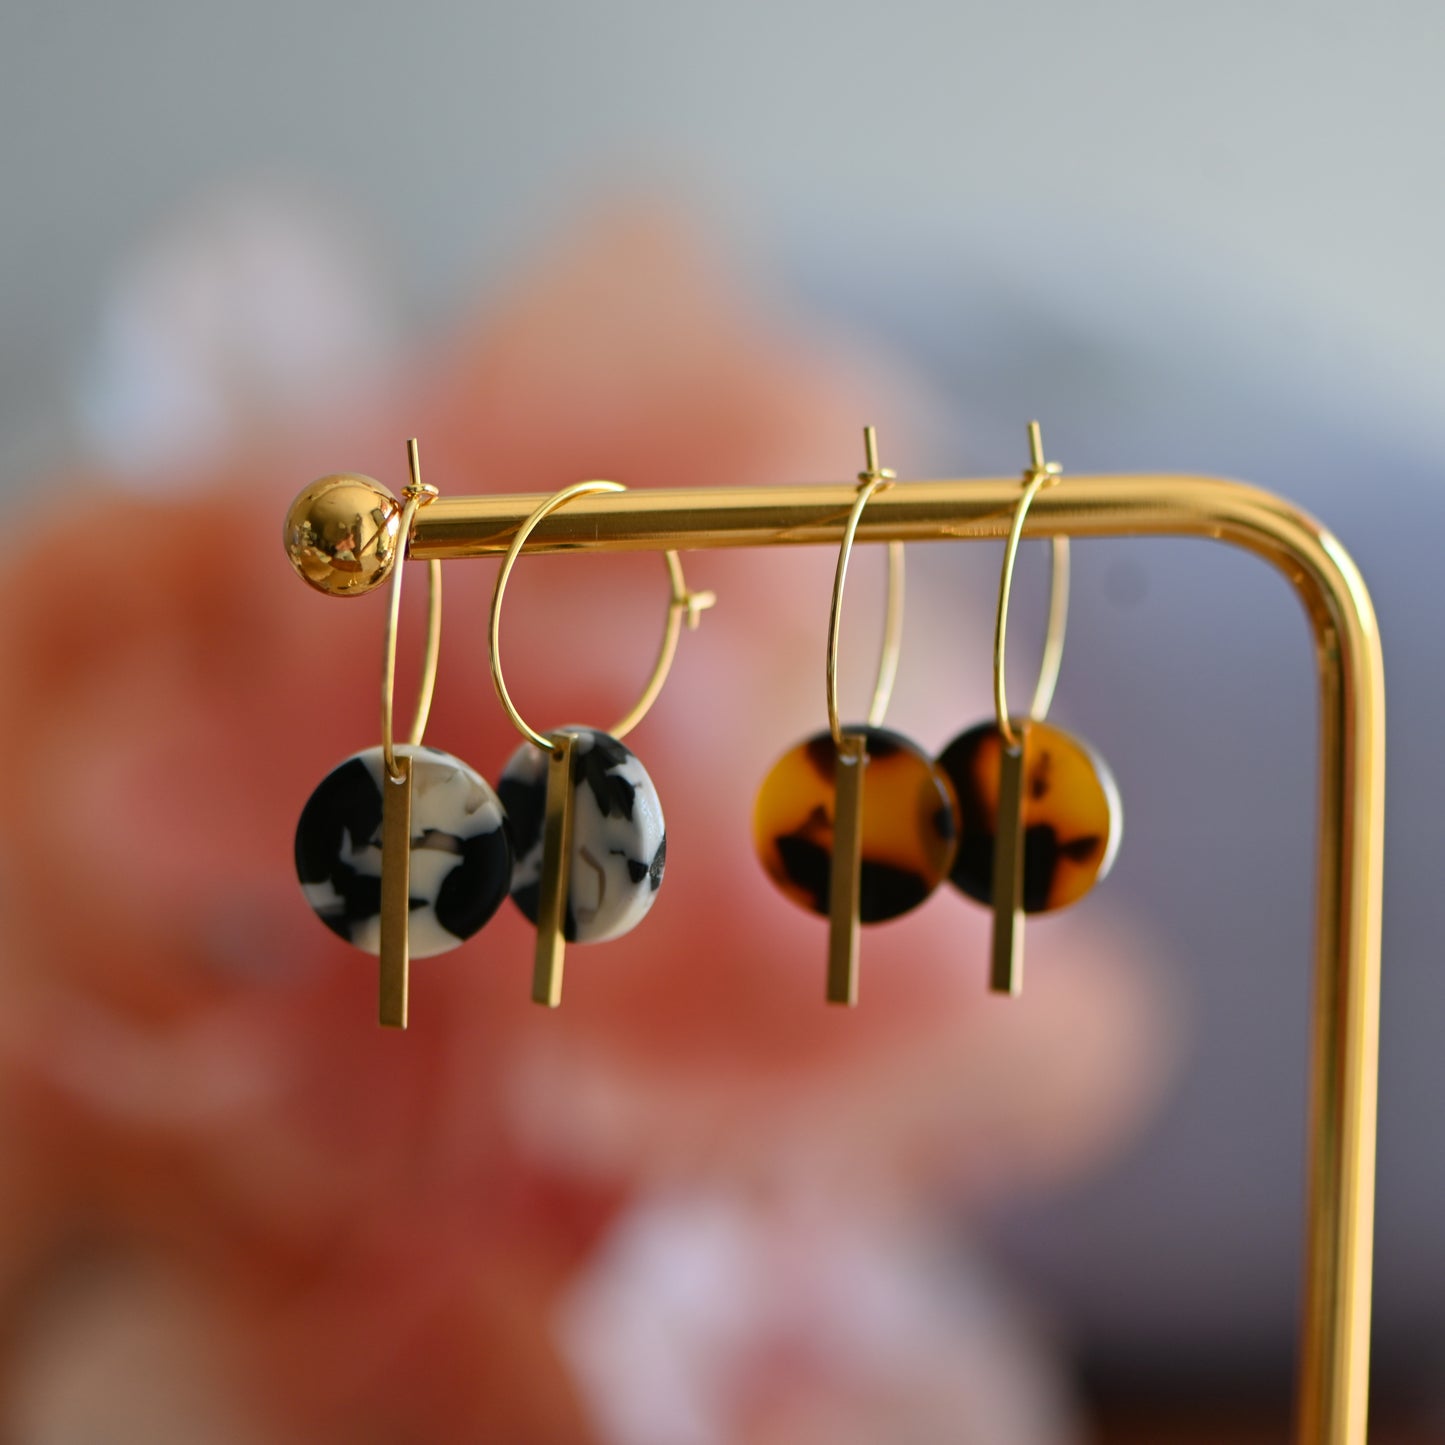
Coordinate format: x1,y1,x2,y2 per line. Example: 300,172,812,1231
379,753,413,1029
827,732,867,1007
990,727,1027,996
532,732,577,1009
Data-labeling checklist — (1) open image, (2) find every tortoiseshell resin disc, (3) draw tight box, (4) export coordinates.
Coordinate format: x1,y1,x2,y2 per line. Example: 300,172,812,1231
753,726,959,923
937,719,1121,913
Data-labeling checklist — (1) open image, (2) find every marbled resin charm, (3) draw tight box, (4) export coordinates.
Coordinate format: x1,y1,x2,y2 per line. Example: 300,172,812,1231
295,744,513,956
937,719,1121,912
498,727,666,943
753,726,958,922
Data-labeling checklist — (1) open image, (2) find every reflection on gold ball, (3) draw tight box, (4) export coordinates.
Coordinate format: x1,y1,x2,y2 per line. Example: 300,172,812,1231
283,474,401,596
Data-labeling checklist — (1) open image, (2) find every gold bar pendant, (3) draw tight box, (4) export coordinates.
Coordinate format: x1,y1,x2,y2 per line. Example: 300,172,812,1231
990,725,1028,996
379,753,414,1029
532,732,577,1008
827,732,867,1007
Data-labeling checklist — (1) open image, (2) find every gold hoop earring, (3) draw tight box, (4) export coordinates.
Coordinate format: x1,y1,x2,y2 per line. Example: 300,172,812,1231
935,422,1122,996
294,441,515,1028
490,479,716,1008
753,428,960,1006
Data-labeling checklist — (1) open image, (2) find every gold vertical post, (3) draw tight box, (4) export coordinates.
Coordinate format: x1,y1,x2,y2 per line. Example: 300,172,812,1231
827,733,867,1006
379,754,413,1029
991,727,1027,995
533,732,577,1008
1026,419,1045,473
862,424,881,478
1295,540,1384,1445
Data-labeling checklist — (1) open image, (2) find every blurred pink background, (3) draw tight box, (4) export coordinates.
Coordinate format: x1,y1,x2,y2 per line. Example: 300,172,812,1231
0,205,1176,1442
1,6,1442,1441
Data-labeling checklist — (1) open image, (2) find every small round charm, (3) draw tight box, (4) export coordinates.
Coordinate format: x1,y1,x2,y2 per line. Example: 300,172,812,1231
937,719,1121,912
753,726,958,923
498,727,666,943
294,744,513,956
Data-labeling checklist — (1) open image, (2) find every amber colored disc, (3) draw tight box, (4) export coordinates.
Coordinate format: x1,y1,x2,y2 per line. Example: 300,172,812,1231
752,726,959,923
937,719,1121,913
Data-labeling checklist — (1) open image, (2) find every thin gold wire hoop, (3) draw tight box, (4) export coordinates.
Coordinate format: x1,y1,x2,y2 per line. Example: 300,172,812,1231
490,480,716,755
381,439,441,783
826,427,905,749
994,422,1070,749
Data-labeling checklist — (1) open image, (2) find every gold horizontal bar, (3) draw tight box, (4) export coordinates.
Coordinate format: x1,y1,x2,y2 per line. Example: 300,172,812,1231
308,470,1382,1445
409,475,1330,568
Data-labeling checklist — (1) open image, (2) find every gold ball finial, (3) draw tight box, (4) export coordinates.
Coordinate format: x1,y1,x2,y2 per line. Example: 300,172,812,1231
284,473,402,596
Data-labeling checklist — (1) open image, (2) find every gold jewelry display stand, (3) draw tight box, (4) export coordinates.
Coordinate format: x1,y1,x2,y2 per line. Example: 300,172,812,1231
285,470,1385,1445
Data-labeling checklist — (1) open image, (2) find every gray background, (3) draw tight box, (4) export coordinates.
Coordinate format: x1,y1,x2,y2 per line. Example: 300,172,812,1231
4,0,1442,1409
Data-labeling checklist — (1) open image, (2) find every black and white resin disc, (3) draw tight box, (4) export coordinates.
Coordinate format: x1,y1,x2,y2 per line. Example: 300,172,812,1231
498,727,666,943
294,744,513,957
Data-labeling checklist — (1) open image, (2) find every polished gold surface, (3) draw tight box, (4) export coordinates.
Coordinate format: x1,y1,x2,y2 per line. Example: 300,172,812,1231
284,472,401,596
380,449,442,781
490,479,715,753
995,422,1069,742
400,441,442,759
286,466,1384,1445
860,427,904,730
373,444,440,1027
820,429,903,1005
612,549,717,739
826,733,867,1007
379,755,413,1030
990,729,1027,996
533,732,577,1008
826,428,902,747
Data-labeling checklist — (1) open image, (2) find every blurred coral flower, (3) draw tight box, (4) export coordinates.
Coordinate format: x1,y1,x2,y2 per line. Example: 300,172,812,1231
0,190,1175,1443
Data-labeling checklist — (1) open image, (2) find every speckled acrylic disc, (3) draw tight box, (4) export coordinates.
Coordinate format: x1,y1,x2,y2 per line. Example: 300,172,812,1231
498,727,666,944
752,726,958,923
937,719,1121,912
294,744,513,956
